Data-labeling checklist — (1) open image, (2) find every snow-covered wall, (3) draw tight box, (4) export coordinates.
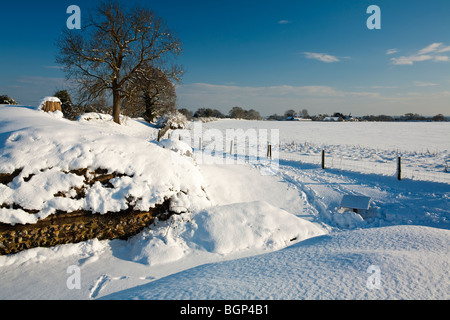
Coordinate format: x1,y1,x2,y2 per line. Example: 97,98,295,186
0,199,171,256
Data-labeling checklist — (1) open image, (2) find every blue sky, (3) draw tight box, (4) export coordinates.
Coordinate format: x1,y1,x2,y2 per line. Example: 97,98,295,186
1,0,449,116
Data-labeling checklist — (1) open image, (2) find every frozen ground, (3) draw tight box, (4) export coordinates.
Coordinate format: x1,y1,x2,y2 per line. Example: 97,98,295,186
0,108,449,300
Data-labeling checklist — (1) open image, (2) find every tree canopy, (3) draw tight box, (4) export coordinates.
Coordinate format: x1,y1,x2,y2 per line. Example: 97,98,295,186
56,0,183,124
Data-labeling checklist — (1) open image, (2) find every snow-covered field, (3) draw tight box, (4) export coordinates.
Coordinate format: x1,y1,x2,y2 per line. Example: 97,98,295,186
0,106,449,300
200,119,450,183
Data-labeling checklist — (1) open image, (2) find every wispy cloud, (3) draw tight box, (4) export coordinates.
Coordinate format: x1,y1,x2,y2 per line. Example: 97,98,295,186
178,83,345,98
386,49,398,55
437,45,450,53
16,76,67,86
371,85,398,89
413,81,439,87
0,76,72,106
278,20,292,25
433,55,449,62
44,65,63,70
391,42,450,65
417,42,442,55
391,55,432,65
176,83,450,116
303,52,340,63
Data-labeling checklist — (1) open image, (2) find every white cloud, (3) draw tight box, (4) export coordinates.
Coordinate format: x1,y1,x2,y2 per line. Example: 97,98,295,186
413,81,438,87
386,49,398,55
390,42,450,65
433,55,449,62
437,46,450,53
418,42,443,55
391,55,432,65
278,20,292,24
303,52,340,63
371,85,398,89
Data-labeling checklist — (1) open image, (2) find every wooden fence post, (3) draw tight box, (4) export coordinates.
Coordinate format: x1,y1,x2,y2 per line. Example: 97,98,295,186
322,149,325,169
397,156,402,181
157,130,161,142
267,144,272,160
229,140,233,155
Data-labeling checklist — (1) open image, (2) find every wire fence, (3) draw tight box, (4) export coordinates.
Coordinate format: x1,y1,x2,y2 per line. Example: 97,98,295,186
168,128,450,185
278,148,450,185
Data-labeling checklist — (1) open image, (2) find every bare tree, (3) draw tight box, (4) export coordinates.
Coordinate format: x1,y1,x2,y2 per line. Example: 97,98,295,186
284,109,297,119
299,109,310,119
122,66,178,121
229,106,245,119
56,0,183,124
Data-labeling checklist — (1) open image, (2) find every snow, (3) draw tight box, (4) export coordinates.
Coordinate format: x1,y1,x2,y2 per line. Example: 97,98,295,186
201,119,450,183
0,108,449,300
128,201,325,266
340,194,372,210
201,119,450,152
0,106,210,223
103,226,450,300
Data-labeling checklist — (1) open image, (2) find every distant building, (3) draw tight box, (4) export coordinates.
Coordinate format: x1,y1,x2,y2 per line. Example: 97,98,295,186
323,117,341,122
323,112,356,122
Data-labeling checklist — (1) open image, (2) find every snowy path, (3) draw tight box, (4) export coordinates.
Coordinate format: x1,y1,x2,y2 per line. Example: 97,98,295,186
276,159,450,230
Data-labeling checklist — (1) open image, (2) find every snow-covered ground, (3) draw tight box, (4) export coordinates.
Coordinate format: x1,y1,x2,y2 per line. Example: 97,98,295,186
200,119,450,183
104,225,450,300
0,108,449,300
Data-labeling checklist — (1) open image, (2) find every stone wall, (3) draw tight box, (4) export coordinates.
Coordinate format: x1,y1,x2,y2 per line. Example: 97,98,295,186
0,200,172,256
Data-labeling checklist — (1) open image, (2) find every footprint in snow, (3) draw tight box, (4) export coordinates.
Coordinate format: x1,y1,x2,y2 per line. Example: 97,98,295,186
89,274,155,299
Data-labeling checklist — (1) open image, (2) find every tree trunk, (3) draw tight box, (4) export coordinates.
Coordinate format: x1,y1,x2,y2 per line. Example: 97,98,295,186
112,90,121,124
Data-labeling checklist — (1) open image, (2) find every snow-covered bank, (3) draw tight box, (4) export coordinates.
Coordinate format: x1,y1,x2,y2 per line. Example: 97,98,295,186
103,225,450,300
0,106,210,225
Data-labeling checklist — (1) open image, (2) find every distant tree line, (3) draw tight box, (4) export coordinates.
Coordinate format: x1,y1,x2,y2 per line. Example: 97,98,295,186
178,106,263,121
1,92,448,123
359,113,447,122
266,109,448,122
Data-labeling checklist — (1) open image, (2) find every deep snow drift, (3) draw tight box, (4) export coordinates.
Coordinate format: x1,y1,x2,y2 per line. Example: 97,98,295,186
104,225,450,300
0,108,448,300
